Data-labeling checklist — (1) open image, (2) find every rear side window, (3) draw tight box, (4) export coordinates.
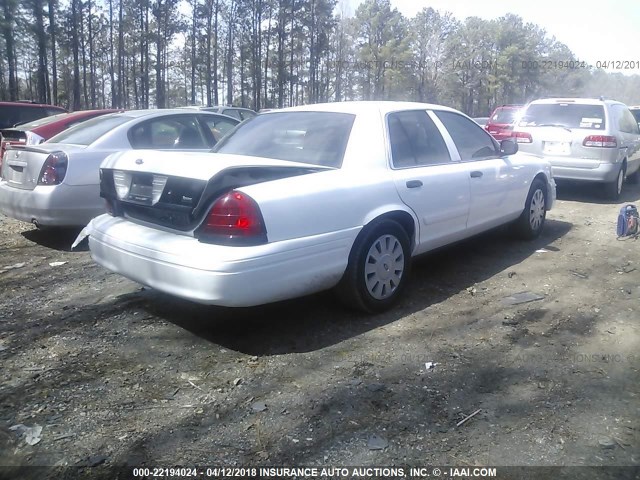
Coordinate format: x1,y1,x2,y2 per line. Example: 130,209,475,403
48,115,132,145
387,110,451,168
213,111,354,167
129,115,208,149
518,103,606,130
199,115,238,143
435,111,499,161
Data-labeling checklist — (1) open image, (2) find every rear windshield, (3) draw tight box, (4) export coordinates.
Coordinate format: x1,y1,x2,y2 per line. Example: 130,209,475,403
212,111,355,167
47,114,133,145
0,104,60,129
518,103,606,130
490,108,519,124
12,112,70,130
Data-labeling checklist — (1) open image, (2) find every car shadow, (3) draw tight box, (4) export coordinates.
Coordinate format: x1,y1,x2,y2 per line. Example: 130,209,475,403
20,226,88,252
556,179,640,204
137,218,573,356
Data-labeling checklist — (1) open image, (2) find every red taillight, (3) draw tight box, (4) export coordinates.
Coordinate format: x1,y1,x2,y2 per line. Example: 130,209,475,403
583,135,617,148
198,190,267,245
511,131,532,143
38,152,68,185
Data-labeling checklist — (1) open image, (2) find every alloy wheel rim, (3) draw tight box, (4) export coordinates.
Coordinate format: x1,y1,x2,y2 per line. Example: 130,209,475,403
364,234,404,300
529,189,545,231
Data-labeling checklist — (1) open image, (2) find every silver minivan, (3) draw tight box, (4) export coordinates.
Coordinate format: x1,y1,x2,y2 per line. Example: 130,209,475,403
512,98,640,199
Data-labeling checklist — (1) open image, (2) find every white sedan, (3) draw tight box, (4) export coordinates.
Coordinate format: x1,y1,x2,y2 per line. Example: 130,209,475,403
84,101,556,313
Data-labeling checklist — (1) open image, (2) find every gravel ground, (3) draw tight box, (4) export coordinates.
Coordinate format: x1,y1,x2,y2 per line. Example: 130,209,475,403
0,181,639,479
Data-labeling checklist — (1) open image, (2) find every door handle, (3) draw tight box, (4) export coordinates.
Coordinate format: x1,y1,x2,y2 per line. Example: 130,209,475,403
470,171,483,178
406,180,423,188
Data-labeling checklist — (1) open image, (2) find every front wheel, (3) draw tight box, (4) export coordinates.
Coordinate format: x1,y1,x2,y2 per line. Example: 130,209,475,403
336,219,411,313
512,178,547,240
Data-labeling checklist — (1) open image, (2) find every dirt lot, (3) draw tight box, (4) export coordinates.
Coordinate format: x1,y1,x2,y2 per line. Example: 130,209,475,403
1,181,639,478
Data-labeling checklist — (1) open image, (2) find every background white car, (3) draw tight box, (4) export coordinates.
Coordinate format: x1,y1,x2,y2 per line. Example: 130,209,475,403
85,101,556,313
0,109,239,227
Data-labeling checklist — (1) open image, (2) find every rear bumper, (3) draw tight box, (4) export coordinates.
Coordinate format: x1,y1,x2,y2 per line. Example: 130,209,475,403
0,180,104,227
87,215,357,307
549,161,620,183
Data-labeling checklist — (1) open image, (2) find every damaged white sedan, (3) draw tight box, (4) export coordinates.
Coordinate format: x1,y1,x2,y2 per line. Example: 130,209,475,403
83,101,556,312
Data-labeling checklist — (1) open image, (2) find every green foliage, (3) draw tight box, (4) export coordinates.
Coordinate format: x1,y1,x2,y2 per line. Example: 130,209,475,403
0,0,638,112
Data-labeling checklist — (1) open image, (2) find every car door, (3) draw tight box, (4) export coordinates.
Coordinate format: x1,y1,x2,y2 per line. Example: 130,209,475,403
433,110,524,231
387,110,471,253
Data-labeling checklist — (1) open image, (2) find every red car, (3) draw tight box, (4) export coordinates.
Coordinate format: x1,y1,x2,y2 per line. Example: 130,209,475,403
0,109,122,168
484,104,523,141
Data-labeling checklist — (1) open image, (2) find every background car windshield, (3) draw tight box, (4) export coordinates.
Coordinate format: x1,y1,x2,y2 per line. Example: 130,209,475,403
518,104,606,129
48,115,133,145
212,111,355,167
492,109,518,123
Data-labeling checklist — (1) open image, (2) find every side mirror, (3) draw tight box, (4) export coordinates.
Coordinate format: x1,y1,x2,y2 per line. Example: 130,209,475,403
500,138,518,156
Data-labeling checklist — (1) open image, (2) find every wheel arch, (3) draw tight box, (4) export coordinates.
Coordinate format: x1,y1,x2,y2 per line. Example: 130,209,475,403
532,172,549,204
361,208,418,252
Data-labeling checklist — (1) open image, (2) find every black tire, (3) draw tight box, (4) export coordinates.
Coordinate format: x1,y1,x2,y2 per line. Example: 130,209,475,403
336,219,411,313
604,165,625,200
626,167,639,184
512,178,547,240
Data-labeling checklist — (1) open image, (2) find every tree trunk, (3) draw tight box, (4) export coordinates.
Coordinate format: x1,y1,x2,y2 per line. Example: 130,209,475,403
71,0,81,109
48,0,58,103
2,0,18,101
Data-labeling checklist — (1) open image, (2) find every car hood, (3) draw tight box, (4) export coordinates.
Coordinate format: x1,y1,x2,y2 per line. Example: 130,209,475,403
100,150,333,180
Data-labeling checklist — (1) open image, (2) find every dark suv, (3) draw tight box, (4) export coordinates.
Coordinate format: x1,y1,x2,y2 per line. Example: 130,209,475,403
0,101,67,129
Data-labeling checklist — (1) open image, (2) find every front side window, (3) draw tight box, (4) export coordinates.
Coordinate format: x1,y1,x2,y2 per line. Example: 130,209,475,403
435,111,499,161
387,110,451,168
617,107,640,134
199,115,239,143
222,109,241,120
212,111,355,167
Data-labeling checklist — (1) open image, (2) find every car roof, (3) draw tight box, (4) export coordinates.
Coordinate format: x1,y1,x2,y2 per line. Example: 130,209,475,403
0,101,66,108
267,101,462,116
527,97,625,106
99,108,241,120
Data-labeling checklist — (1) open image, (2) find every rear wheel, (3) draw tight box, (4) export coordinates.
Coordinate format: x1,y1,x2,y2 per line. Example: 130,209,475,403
512,178,547,240
626,167,639,184
605,165,625,200
337,219,411,313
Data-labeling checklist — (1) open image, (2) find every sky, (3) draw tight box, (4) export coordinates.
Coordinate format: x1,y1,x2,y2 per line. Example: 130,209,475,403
344,0,640,75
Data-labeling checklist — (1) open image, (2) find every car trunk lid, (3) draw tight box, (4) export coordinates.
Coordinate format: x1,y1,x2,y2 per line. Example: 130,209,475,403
1,144,85,190
100,150,330,231
517,126,605,168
